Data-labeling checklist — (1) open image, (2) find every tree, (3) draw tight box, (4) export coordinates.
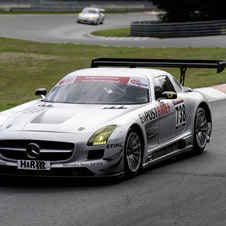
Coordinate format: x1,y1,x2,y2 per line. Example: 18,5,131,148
151,0,226,22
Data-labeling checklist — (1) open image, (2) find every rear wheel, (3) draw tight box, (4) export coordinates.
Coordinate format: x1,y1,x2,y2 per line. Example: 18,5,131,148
124,129,142,177
193,107,209,154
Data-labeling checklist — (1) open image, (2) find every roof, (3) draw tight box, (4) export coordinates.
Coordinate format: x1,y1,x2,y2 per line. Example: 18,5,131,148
65,67,169,79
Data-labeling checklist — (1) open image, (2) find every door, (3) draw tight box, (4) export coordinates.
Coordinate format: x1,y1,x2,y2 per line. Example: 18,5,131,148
153,75,186,143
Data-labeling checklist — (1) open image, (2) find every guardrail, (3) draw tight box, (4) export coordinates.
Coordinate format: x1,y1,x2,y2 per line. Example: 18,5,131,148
130,20,226,37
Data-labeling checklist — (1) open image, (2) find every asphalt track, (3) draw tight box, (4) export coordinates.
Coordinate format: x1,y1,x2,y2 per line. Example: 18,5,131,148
1,100,226,226
0,13,226,47
0,13,226,226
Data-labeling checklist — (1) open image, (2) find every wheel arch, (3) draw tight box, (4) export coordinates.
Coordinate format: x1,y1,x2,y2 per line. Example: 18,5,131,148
129,123,145,153
192,102,212,153
199,101,212,139
198,102,212,123
123,123,145,177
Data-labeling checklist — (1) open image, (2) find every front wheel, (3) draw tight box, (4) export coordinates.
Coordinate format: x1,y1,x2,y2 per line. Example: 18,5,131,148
95,19,99,25
124,129,142,177
193,107,210,154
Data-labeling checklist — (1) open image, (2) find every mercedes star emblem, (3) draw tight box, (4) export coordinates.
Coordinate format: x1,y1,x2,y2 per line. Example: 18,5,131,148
26,143,41,159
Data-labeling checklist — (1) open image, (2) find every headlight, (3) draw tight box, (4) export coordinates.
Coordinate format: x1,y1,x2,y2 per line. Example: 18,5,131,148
93,16,97,19
78,14,81,17
88,125,117,146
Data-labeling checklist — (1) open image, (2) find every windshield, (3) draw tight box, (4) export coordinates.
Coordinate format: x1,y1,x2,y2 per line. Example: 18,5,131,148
44,76,149,105
83,9,98,14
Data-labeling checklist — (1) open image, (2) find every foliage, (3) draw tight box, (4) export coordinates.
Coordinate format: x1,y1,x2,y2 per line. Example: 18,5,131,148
151,0,226,22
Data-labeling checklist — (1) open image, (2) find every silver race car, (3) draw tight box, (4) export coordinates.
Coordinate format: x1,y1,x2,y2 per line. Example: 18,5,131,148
77,7,105,25
0,58,225,178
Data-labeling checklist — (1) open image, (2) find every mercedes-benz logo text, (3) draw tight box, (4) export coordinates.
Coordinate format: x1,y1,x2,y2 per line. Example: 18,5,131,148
26,143,41,159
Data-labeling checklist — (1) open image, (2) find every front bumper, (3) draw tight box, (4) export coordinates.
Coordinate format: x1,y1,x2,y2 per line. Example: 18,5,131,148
0,131,125,178
0,165,125,178
77,17,98,24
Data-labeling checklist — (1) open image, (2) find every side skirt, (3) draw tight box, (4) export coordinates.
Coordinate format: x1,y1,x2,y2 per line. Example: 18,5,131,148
142,144,193,169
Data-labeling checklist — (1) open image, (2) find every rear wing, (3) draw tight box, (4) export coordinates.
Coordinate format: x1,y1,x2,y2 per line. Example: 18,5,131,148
91,58,226,86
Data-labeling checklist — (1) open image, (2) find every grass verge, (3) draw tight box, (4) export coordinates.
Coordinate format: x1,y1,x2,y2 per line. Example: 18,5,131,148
0,36,226,111
91,28,130,37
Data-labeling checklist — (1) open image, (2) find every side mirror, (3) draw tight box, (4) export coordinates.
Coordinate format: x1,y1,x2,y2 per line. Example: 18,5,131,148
35,88,46,99
159,91,177,100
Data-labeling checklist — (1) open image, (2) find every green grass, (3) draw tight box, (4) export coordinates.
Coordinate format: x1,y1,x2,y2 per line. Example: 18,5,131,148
0,36,226,111
91,28,130,37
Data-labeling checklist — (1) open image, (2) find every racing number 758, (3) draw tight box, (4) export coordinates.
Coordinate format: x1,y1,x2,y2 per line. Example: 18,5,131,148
175,103,186,128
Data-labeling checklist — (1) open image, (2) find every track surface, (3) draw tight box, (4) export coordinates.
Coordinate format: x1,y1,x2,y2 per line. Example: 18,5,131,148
0,100,226,226
0,13,226,47
0,13,226,226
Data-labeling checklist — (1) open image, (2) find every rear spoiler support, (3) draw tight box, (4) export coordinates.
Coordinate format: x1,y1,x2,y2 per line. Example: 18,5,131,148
91,58,226,86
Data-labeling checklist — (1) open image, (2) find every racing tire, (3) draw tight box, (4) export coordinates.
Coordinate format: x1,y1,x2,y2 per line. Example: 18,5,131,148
95,19,99,25
193,107,209,154
124,129,142,177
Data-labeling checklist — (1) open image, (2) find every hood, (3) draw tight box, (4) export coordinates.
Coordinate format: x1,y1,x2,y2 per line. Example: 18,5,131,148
1,102,138,133
81,13,98,19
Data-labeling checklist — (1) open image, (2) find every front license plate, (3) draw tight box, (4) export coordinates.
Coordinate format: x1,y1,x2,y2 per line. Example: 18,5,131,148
17,160,51,170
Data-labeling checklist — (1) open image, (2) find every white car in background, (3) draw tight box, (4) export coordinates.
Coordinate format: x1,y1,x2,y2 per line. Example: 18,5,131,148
77,7,105,25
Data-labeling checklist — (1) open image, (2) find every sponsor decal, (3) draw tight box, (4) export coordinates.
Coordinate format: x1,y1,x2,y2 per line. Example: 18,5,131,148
63,162,104,167
157,103,171,117
139,108,158,124
106,143,123,149
58,77,75,86
17,160,50,170
58,76,149,88
139,104,172,124
167,93,174,99
128,77,149,88
137,83,148,88
173,97,184,105
130,79,141,85
74,76,130,84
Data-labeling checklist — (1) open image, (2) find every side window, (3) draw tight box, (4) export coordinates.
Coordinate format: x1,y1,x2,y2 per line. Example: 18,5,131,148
153,75,176,100
173,78,182,90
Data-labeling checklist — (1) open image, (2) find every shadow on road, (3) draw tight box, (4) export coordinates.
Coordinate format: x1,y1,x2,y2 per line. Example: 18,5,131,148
0,150,206,188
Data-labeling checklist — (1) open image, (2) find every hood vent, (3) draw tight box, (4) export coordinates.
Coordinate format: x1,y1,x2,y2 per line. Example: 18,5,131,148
102,106,127,109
